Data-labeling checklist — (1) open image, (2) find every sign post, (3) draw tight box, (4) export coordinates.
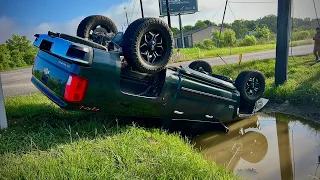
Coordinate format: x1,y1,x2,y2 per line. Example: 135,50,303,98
178,13,184,48
0,74,8,129
159,0,198,48
238,54,242,74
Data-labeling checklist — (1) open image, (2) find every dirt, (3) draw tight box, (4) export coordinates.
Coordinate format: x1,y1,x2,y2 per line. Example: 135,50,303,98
261,100,320,124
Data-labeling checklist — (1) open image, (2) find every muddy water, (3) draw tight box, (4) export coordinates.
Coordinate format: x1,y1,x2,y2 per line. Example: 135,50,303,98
192,113,320,180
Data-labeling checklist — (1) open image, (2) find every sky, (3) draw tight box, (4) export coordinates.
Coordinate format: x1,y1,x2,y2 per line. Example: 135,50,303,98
0,0,319,43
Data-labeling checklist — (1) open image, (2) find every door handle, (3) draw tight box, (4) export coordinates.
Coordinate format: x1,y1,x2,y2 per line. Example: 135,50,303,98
174,110,184,115
205,115,214,119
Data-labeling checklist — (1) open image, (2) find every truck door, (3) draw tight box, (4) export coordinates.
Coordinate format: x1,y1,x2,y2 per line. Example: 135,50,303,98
171,73,212,122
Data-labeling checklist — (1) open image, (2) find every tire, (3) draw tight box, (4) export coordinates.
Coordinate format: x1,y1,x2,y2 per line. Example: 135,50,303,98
76,15,118,41
235,70,266,103
240,131,268,163
59,33,107,51
189,60,212,74
122,18,174,74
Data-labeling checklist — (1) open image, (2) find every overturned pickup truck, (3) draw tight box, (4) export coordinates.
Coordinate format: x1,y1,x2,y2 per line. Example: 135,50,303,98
31,15,267,128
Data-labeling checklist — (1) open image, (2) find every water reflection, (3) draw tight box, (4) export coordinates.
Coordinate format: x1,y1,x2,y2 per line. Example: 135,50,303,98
192,113,320,180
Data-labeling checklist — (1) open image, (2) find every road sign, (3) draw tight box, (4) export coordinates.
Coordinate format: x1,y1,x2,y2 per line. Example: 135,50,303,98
0,74,8,130
159,0,198,16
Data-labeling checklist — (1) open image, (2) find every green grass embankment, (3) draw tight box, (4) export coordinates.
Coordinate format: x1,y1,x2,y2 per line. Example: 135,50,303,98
0,94,238,180
172,39,313,62
213,55,320,107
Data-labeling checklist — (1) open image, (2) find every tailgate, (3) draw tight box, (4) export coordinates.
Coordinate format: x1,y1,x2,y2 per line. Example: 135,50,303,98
31,33,93,104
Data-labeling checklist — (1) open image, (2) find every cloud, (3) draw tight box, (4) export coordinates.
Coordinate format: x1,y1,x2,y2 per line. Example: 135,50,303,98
0,17,18,43
0,0,318,44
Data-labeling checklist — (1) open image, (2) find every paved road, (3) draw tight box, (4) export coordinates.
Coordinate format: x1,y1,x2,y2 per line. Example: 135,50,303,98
0,45,314,98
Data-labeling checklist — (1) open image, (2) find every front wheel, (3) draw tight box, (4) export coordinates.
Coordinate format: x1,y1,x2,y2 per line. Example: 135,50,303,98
235,70,266,104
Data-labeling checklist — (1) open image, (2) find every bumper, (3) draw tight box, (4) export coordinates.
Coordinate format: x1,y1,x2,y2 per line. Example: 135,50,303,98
234,98,269,121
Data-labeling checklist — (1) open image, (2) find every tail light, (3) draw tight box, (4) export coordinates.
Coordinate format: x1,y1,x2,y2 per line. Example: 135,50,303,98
64,74,88,102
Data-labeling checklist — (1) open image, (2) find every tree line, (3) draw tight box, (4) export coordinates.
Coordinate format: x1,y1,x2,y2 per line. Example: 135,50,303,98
0,35,37,71
170,14,316,49
171,14,317,39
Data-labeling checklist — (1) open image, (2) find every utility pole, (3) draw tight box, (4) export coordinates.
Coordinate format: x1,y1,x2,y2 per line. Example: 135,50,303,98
218,0,228,48
140,0,144,18
275,0,291,86
124,6,129,26
276,114,293,180
0,74,8,130
178,13,184,48
166,0,171,28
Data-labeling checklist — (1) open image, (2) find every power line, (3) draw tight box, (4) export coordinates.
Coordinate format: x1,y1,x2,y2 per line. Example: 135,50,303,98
124,6,129,26
129,0,137,23
312,0,320,26
212,4,224,19
228,3,237,20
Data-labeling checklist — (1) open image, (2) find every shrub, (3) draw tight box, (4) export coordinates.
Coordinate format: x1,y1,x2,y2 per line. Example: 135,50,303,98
239,35,257,46
203,39,215,49
194,42,205,49
254,26,271,41
291,31,311,41
269,33,276,41
10,49,26,67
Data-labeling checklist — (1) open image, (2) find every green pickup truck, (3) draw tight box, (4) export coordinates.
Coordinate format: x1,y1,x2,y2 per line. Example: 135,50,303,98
31,15,267,130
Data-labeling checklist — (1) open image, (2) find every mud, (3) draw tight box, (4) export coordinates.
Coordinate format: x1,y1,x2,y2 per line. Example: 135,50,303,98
261,101,320,124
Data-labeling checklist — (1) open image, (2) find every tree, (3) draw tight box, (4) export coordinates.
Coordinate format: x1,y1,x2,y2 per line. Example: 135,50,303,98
183,25,193,32
257,14,277,33
171,27,180,36
203,20,217,27
10,50,25,67
223,29,237,47
194,20,207,29
212,30,223,47
231,20,249,39
246,20,257,31
5,34,37,66
23,51,36,65
0,44,11,70
6,35,34,52
254,26,271,41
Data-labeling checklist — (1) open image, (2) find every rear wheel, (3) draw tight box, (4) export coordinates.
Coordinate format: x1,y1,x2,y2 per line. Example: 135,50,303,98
235,70,265,103
189,60,212,74
123,18,174,74
59,33,107,51
76,15,118,46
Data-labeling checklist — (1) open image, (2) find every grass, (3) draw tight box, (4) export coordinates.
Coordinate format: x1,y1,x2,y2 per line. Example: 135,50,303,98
172,39,313,62
0,94,238,180
0,65,32,72
212,54,320,107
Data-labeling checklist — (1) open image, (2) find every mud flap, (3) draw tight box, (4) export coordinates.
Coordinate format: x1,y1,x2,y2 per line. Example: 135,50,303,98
253,98,269,113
